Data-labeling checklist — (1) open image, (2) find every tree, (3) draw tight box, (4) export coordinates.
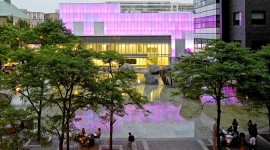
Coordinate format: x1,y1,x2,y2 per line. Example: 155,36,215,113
237,45,270,132
31,20,79,47
4,19,84,145
0,100,34,150
97,50,148,150
0,23,21,67
41,43,99,150
0,24,19,45
172,40,252,149
6,47,50,143
15,19,30,31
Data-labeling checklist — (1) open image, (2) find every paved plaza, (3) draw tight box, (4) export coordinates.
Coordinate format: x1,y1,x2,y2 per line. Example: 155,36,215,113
26,132,270,150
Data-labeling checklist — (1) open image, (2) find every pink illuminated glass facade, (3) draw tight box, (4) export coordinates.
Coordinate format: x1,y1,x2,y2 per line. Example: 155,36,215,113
59,3,194,59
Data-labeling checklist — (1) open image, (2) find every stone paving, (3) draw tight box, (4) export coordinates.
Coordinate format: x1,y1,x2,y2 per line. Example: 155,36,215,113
25,132,270,150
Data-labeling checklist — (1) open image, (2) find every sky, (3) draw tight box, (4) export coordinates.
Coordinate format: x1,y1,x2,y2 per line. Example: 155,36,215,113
12,0,193,13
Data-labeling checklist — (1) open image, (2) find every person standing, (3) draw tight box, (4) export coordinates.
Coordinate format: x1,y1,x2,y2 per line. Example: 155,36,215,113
128,132,135,148
251,124,258,138
247,120,253,136
232,119,239,132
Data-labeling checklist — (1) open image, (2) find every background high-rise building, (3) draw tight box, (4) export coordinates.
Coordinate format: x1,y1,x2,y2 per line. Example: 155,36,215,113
194,0,270,51
22,10,45,27
45,10,59,22
193,0,220,51
107,1,193,13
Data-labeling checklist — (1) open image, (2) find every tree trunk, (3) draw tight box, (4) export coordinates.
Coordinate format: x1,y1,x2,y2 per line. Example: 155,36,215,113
267,102,270,132
37,112,41,142
216,97,221,150
66,98,72,150
59,101,67,150
37,84,44,142
110,112,113,150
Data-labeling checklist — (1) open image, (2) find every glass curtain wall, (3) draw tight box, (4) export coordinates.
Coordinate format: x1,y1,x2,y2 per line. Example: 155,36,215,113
85,43,170,68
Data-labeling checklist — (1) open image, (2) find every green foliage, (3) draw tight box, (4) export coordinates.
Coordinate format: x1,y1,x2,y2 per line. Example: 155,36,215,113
0,23,21,50
15,19,30,30
173,40,252,100
31,20,80,46
100,50,125,66
0,101,34,150
237,45,270,121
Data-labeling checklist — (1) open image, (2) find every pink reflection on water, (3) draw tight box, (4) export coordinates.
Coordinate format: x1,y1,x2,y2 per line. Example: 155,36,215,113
73,102,185,134
200,87,242,106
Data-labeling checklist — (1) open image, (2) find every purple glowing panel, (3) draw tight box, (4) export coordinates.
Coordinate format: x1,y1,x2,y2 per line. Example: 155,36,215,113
59,3,194,57
59,3,120,14
194,15,218,31
200,87,242,106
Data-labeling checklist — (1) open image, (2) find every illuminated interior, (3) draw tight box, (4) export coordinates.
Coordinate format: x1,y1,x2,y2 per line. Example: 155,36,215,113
86,43,170,67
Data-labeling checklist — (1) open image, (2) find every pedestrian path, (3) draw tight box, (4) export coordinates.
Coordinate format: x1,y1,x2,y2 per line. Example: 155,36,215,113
25,137,212,150
26,135,270,150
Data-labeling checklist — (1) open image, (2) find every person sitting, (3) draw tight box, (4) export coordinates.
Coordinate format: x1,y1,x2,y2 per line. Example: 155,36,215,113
248,136,256,150
239,132,247,150
94,128,101,141
79,128,87,144
87,134,95,147
225,133,234,146
227,126,233,134
221,130,234,147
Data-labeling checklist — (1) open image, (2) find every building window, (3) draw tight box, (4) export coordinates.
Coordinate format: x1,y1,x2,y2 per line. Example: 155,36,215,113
233,12,241,26
251,11,266,25
126,59,137,64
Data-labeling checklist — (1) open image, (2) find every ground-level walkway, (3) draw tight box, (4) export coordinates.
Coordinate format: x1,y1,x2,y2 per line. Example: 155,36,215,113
26,134,270,150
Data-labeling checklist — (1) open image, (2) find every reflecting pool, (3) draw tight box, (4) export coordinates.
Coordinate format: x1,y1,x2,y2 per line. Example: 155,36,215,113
9,74,268,139
73,102,194,138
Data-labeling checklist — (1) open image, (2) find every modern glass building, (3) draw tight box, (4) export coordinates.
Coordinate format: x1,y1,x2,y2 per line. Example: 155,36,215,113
59,3,193,68
194,0,270,51
193,0,220,51
106,1,193,13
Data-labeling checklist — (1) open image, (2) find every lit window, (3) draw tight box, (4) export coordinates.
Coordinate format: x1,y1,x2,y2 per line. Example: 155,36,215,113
251,11,266,25
233,12,241,26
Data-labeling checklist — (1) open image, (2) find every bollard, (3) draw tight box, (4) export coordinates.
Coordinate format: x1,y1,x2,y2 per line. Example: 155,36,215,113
213,118,217,150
